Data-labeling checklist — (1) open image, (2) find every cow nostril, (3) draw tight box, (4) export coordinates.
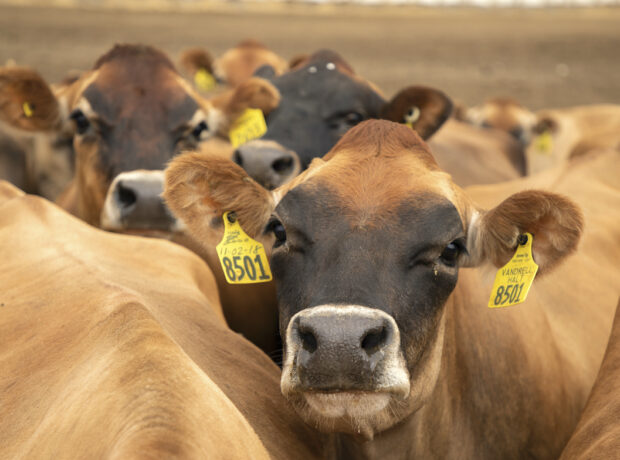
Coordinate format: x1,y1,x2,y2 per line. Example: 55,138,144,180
232,149,243,168
115,182,137,209
361,326,388,355
299,329,318,353
271,156,294,174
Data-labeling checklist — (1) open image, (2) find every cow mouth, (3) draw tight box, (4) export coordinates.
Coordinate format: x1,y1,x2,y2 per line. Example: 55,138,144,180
303,391,392,419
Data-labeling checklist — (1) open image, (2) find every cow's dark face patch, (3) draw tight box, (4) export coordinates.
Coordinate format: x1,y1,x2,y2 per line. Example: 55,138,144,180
260,59,385,168
272,184,464,360
79,55,200,182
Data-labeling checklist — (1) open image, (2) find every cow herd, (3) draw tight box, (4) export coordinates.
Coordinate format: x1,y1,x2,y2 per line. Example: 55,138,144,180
0,40,618,459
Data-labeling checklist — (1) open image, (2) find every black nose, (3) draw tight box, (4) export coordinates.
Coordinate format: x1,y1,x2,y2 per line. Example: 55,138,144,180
291,310,395,391
108,173,176,231
233,142,299,189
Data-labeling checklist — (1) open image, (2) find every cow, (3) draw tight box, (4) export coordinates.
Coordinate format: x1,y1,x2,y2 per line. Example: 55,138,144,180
559,300,620,460
231,49,525,189
460,96,537,146
0,44,289,356
164,120,620,459
0,66,74,199
0,180,324,459
179,39,289,91
526,104,620,174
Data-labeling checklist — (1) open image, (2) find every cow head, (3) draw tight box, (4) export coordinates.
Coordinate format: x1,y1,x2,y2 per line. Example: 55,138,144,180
0,44,280,231
463,97,536,146
164,119,583,440
232,49,453,189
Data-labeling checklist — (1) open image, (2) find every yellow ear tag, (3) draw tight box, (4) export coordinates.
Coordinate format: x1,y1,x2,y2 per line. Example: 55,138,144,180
22,102,33,118
488,233,539,308
194,68,217,92
216,211,272,284
229,108,267,148
533,131,553,155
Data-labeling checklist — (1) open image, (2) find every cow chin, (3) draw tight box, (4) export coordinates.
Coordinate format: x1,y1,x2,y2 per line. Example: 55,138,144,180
286,390,408,440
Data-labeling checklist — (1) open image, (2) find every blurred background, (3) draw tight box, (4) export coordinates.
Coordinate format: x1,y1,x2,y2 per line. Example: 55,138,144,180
0,0,618,109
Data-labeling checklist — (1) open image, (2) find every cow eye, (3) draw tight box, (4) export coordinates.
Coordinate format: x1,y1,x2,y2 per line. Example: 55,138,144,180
344,112,364,126
192,120,209,140
266,218,287,248
69,109,90,135
439,240,464,267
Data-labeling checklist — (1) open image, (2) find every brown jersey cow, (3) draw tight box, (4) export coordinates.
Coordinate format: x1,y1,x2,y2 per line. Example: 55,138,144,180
0,181,323,459
164,120,619,459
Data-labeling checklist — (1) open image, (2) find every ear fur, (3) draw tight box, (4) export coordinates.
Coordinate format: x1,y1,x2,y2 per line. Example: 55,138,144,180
164,151,274,242
380,85,453,140
0,67,59,132
467,190,583,275
178,48,214,77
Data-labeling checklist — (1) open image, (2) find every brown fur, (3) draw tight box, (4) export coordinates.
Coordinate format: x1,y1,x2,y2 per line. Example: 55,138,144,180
0,180,324,459
0,67,59,131
560,301,620,460
213,40,288,88
178,47,214,75
93,43,176,73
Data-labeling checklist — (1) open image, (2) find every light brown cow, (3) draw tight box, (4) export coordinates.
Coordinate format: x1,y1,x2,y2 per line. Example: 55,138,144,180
165,120,619,459
0,45,287,356
462,96,537,146
0,180,323,459
559,300,620,460
179,39,289,91
526,104,620,174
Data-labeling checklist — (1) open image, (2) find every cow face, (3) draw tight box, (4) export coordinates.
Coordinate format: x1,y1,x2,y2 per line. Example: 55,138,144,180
164,119,582,440
232,50,452,189
0,45,280,231
464,97,536,146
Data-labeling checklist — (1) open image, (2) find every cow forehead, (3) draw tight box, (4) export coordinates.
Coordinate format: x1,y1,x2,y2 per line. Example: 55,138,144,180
274,63,383,114
81,60,199,128
276,122,463,227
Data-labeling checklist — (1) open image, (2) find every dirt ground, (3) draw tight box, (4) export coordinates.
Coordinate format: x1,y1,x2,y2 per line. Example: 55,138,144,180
0,4,619,110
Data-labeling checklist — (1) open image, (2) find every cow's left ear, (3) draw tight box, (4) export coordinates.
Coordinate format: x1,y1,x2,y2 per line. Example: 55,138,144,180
380,86,453,140
464,190,583,275
0,67,59,132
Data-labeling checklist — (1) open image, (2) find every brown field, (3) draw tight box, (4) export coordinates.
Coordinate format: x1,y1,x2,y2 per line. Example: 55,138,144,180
0,3,619,110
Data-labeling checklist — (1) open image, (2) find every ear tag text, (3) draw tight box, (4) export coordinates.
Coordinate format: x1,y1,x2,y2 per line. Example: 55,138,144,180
22,102,33,118
229,108,267,148
533,131,553,155
216,211,272,284
194,68,217,92
488,233,538,308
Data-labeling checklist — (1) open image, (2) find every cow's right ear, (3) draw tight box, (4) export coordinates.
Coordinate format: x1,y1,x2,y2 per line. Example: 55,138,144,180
380,86,453,140
0,67,59,132
178,48,214,78
164,151,274,242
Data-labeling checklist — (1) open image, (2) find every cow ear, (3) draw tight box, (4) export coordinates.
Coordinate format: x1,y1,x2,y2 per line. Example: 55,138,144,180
380,86,452,140
178,47,214,77
213,77,280,127
164,151,274,242
0,67,60,132
464,190,583,275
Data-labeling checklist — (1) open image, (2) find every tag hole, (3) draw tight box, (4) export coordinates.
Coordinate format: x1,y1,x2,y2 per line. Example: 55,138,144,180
517,234,528,245
227,212,237,224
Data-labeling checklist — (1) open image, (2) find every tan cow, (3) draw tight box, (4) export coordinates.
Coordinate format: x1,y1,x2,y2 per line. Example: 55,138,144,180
559,300,620,460
165,120,619,459
0,180,323,459
526,104,620,174
179,39,289,91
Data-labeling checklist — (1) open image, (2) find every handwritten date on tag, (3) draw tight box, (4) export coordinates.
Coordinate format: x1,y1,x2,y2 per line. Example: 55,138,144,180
488,233,538,308
216,211,272,284
229,108,267,148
